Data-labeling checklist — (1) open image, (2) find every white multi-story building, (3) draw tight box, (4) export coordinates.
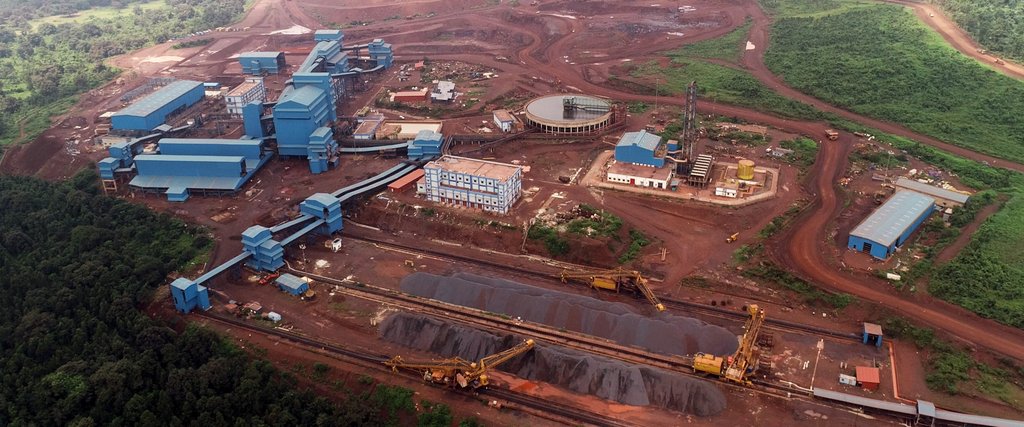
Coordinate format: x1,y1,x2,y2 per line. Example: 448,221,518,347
225,77,267,117
423,156,522,215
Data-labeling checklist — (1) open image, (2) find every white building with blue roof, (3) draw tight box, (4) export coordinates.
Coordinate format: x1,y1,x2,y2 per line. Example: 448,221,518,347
848,190,936,259
614,130,667,167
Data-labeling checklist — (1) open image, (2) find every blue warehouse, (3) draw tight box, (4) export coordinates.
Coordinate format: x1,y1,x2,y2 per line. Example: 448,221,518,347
170,278,211,313
848,191,936,260
239,52,286,75
273,85,333,156
614,130,667,167
158,138,267,160
275,273,310,296
111,80,205,131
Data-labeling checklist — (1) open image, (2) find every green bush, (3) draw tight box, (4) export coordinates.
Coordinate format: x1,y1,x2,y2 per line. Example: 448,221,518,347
617,229,650,264
417,401,453,427
528,224,570,256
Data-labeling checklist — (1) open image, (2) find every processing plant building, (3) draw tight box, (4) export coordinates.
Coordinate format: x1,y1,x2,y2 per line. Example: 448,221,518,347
127,138,272,201
238,52,286,75
225,77,267,117
111,80,205,132
848,190,936,259
423,156,522,214
524,94,613,134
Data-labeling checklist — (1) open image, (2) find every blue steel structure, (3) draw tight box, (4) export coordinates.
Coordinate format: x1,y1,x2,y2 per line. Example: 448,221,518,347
170,278,211,313
242,225,285,272
848,191,936,259
300,193,343,235
276,273,310,296
407,130,443,159
111,80,205,131
128,136,273,201
158,138,266,160
314,29,343,43
242,102,268,138
307,127,339,174
239,52,286,74
274,85,333,156
368,39,394,69
614,130,666,167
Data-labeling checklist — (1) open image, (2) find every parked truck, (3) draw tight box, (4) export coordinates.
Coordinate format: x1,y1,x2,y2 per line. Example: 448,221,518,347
825,129,839,141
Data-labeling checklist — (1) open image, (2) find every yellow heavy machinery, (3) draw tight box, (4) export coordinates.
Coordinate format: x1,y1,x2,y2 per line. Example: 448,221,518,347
725,232,739,243
560,268,666,312
384,339,535,389
825,129,840,141
692,304,766,384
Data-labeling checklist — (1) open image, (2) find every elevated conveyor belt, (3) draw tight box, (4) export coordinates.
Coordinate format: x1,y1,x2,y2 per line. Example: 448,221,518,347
193,251,252,286
339,142,410,153
189,162,422,287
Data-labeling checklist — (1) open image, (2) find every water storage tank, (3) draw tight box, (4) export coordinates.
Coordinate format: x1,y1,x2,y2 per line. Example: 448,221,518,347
737,160,755,180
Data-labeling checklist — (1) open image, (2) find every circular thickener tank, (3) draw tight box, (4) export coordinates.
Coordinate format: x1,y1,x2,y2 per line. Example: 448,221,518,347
523,94,614,134
737,160,755,180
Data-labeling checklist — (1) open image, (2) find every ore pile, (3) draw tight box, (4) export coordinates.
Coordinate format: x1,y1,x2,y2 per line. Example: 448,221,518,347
400,272,738,357
379,313,728,416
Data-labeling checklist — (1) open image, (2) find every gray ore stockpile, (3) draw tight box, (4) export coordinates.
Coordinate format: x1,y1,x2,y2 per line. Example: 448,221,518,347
400,272,738,357
379,313,728,416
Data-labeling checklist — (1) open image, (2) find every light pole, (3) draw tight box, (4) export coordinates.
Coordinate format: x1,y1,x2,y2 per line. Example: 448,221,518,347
299,243,307,266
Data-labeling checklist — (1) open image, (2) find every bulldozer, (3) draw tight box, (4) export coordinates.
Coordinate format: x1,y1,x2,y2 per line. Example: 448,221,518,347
384,339,535,389
560,268,666,312
725,232,739,243
692,304,766,384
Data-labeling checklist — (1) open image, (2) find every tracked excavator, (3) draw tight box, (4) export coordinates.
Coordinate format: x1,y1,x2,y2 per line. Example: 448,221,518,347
693,304,766,384
560,268,666,312
384,339,535,389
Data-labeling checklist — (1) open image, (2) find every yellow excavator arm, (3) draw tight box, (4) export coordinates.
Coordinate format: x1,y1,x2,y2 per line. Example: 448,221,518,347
384,339,536,389
723,304,765,384
560,268,666,312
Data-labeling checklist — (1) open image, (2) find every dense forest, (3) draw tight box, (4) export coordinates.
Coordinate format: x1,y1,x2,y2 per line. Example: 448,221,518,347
0,0,245,145
0,173,453,426
935,0,1024,60
0,0,150,21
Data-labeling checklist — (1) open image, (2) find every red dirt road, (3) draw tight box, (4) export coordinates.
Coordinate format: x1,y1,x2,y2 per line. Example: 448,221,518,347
881,0,1024,81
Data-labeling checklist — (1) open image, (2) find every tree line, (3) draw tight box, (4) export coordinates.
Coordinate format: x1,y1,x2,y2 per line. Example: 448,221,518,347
0,0,245,142
0,172,464,426
935,0,1024,61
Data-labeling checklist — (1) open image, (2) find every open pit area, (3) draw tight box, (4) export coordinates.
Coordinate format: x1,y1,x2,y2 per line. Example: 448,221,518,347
4,0,1024,424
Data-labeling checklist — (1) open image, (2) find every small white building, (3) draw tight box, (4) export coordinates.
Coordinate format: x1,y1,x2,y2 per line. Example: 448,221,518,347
225,77,267,117
493,109,515,132
423,155,523,214
431,81,456,102
715,186,739,198
606,161,674,190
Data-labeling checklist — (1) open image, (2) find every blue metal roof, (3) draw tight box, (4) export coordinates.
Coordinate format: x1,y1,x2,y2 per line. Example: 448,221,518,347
134,154,244,163
850,191,935,247
130,175,246,191
115,80,203,118
310,127,332,139
242,225,272,242
171,277,194,291
415,130,443,143
240,51,283,58
277,85,325,109
934,409,1024,427
616,130,662,152
895,177,970,204
304,193,339,208
275,273,307,291
160,138,262,146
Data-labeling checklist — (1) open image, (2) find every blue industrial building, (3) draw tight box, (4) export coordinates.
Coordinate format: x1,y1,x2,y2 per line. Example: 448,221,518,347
242,225,285,272
158,138,266,160
407,130,444,159
299,193,343,235
170,278,211,313
368,39,394,69
314,29,343,43
276,273,310,296
614,130,667,167
848,191,936,260
111,80,205,131
273,85,333,156
307,127,339,174
243,102,268,138
239,52,286,75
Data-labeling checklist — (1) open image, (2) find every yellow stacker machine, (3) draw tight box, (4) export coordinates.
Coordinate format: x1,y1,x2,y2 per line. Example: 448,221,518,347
559,268,666,312
384,339,535,389
693,304,766,384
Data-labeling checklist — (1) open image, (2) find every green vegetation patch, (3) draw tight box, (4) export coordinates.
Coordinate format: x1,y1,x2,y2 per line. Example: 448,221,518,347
567,204,623,237
672,18,752,62
935,0,1024,61
760,0,873,18
631,60,826,120
742,263,853,309
528,224,570,256
779,137,819,168
618,229,650,264
765,5,1024,164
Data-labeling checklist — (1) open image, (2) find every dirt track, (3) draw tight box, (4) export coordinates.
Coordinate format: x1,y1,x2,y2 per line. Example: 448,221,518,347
881,0,1024,81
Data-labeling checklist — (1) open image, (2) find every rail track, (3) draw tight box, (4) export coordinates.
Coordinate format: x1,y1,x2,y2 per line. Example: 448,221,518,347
341,232,861,342
196,310,634,427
